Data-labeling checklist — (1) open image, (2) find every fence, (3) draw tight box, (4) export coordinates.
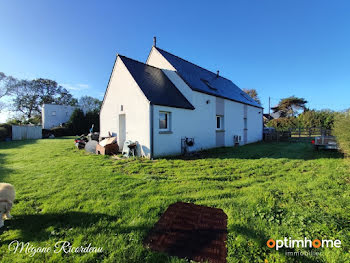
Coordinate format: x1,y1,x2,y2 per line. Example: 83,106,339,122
290,127,332,139
264,127,332,142
12,125,42,140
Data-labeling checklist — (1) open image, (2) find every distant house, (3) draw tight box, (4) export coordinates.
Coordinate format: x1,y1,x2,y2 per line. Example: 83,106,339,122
100,44,263,157
263,113,274,121
263,112,281,125
42,104,77,129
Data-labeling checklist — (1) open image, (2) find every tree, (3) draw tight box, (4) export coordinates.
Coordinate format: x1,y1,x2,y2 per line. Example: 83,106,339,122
0,72,17,113
0,72,16,98
56,88,78,106
78,96,102,113
297,109,335,129
85,109,100,132
12,80,38,119
12,78,77,119
271,96,307,118
67,108,86,135
242,89,261,105
318,109,336,129
297,110,321,128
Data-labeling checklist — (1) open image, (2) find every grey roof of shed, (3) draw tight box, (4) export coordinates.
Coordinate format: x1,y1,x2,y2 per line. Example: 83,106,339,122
155,47,262,108
119,55,194,110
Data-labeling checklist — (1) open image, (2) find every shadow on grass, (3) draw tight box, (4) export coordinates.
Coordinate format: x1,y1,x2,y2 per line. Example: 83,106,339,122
168,142,343,161
0,212,122,242
231,224,320,263
0,140,41,181
0,139,39,150
0,153,14,182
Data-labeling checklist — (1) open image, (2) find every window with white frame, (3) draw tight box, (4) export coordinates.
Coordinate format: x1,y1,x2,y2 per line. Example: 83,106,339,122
159,112,170,131
216,115,224,130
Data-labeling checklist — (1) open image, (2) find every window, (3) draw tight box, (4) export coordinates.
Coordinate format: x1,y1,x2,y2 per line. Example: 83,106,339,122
159,112,170,131
201,79,217,90
216,115,224,130
51,111,56,116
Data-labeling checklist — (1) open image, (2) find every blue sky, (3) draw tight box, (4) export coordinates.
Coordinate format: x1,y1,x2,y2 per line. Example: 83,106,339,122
1,0,349,121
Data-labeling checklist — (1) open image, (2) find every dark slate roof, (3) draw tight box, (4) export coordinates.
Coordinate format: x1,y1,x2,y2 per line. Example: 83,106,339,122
119,55,194,110
155,47,262,108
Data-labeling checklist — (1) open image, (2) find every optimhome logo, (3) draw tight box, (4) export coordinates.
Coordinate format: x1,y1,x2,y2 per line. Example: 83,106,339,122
267,237,341,251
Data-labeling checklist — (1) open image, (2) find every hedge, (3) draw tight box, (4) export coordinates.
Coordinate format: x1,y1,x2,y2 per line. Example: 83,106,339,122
0,123,12,140
0,127,7,140
333,110,350,156
50,127,72,137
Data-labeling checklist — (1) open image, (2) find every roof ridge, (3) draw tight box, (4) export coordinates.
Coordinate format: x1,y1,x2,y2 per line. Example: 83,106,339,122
155,47,231,81
118,54,195,110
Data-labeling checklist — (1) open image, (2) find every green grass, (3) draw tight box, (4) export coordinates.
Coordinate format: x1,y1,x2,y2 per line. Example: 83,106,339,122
0,138,349,263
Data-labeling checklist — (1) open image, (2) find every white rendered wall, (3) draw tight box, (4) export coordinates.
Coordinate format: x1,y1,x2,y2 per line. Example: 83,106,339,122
224,102,263,146
153,90,217,157
224,100,245,146
247,106,263,143
42,104,77,129
146,47,175,70
100,57,151,157
153,100,262,156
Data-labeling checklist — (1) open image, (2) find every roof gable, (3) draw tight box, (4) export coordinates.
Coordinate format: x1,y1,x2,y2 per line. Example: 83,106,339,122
119,55,194,110
154,47,262,108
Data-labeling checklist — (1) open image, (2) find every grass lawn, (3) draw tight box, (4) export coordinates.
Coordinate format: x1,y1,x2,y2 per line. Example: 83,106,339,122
0,138,349,262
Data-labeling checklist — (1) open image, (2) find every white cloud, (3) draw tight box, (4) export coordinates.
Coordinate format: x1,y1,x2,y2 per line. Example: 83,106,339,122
60,83,90,91
0,109,13,123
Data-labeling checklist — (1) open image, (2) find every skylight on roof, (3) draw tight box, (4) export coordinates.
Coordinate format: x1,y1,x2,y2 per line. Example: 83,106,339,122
200,79,217,90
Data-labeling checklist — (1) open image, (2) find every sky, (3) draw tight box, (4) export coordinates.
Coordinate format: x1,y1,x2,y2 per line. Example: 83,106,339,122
0,0,349,121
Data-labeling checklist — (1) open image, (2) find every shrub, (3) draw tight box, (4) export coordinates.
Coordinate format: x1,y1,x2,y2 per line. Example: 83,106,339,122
0,127,7,140
42,129,52,138
266,117,297,131
50,126,71,137
0,123,12,140
333,110,350,156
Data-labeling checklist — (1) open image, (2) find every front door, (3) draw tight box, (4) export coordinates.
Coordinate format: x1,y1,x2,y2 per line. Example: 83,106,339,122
118,114,126,148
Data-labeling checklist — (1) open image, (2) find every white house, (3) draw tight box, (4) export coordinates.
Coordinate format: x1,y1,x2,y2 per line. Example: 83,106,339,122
100,45,263,158
42,104,77,129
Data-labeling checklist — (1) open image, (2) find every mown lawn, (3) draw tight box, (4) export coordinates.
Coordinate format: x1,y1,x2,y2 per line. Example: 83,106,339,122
0,138,349,263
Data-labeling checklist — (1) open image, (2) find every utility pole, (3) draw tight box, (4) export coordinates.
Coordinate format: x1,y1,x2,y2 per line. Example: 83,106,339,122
268,96,271,117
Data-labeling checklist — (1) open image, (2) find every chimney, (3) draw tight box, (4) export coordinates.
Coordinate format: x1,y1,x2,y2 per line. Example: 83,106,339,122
216,70,219,78
153,36,157,47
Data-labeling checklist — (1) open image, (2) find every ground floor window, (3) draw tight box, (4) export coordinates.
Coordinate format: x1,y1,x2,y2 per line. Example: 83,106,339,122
216,115,224,130
159,112,170,131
